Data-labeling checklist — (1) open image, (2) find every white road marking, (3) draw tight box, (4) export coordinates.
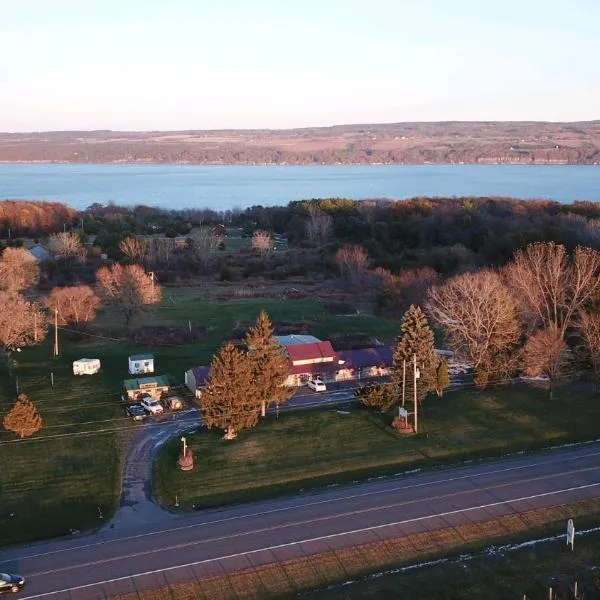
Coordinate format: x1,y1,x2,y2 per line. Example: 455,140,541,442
17,481,600,599
6,447,600,563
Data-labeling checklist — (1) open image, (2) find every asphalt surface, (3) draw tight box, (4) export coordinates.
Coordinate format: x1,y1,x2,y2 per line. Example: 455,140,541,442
2,441,600,599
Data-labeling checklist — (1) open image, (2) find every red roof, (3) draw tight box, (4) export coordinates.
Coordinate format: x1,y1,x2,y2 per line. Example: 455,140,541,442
285,341,336,364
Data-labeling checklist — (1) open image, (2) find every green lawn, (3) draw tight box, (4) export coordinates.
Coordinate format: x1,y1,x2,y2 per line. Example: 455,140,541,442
153,384,600,509
0,287,398,546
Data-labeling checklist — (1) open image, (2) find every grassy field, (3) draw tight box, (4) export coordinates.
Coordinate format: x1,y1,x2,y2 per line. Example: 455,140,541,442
153,384,600,510
0,286,399,546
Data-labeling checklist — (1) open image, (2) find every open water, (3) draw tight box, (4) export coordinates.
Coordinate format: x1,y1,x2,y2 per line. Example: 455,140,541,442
0,163,598,211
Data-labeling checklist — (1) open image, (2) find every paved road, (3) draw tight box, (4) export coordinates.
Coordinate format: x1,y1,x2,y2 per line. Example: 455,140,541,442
2,442,600,599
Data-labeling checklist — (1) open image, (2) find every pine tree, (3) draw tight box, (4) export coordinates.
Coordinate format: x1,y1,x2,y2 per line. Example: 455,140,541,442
197,343,260,439
245,311,291,417
3,393,43,438
436,357,450,397
355,384,395,411
392,304,437,404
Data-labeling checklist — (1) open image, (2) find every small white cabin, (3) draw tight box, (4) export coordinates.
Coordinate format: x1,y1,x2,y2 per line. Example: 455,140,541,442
128,354,154,375
73,358,101,376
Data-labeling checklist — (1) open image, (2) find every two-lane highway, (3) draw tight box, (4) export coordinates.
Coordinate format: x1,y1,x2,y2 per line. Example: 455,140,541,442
3,442,600,599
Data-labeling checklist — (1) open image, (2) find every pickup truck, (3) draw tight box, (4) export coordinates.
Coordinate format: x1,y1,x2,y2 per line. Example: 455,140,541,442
140,395,164,415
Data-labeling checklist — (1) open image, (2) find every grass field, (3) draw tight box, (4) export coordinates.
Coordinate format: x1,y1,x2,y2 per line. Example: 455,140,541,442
0,286,399,546
153,384,600,510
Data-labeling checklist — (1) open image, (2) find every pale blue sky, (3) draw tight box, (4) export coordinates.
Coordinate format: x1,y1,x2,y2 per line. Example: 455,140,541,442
0,0,598,131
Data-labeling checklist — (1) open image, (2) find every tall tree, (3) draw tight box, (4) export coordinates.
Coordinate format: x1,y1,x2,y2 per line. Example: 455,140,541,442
335,245,369,285
522,327,573,399
119,237,149,264
392,305,437,405
0,247,40,293
43,285,101,326
426,269,521,377
578,312,600,388
506,242,600,339
0,292,47,366
3,393,43,438
251,231,273,253
96,263,161,325
305,205,332,244
47,232,85,262
244,311,291,417
435,358,450,397
197,343,260,439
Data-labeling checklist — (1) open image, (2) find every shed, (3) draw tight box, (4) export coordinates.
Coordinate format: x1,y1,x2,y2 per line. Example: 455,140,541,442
128,353,154,375
123,375,170,402
184,366,210,398
73,358,101,376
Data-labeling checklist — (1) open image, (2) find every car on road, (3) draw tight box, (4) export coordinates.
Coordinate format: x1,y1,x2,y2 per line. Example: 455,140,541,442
306,378,327,392
140,395,164,415
0,572,25,594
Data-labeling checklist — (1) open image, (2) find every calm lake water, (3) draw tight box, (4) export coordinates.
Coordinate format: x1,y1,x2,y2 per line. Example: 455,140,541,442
0,164,599,211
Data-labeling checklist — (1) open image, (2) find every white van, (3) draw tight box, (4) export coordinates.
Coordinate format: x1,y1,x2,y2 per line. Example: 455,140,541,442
307,378,326,392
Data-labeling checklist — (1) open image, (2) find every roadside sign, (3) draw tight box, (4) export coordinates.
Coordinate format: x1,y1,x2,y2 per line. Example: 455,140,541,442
566,519,575,550
398,407,408,418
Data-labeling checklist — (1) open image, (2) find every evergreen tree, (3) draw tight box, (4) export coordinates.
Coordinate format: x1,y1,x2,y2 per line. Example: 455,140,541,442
245,311,292,417
3,393,43,438
436,357,450,397
392,304,437,404
197,343,260,439
355,384,395,411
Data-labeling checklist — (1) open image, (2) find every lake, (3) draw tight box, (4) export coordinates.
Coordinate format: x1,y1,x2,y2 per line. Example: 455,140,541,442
0,164,599,211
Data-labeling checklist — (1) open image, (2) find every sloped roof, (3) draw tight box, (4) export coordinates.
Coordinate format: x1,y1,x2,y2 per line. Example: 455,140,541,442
129,353,153,361
123,375,170,390
336,346,394,370
275,334,321,346
286,341,336,363
191,366,210,386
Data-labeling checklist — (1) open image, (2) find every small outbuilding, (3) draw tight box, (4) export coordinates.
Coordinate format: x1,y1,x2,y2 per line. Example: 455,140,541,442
128,353,154,375
184,366,210,398
123,375,170,402
73,358,101,375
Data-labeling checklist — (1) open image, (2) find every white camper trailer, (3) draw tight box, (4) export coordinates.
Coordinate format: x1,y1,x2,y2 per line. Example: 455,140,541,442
73,358,101,376
128,354,154,375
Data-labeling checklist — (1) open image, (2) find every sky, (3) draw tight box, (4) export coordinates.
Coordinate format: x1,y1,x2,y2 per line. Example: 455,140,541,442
0,0,598,131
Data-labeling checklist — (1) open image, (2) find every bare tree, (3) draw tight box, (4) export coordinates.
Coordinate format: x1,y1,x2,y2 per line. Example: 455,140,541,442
188,226,217,266
0,247,40,293
3,393,43,438
0,291,47,364
96,264,161,325
305,205,333,244
578,312,600,386
47,232,86,262
506,242,600,339
335,245,369,285
251,230,273,253
119,237,149,264
43,285,101,326
426,269,521,373
522,326,573,399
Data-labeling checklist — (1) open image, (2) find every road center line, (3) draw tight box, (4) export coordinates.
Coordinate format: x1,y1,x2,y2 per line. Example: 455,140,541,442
18,481,600,599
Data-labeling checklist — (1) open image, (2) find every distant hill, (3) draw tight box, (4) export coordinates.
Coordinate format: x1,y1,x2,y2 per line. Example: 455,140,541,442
1,121,599,165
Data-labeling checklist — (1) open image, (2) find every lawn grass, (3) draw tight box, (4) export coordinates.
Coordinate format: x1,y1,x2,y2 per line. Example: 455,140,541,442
153,384,600,510
0,286,398,546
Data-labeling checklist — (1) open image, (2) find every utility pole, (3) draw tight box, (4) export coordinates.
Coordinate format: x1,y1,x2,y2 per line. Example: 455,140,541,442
413,353,419,434
53,307,59,357
402,359,406,407
34,312,38,342
149,271,155,294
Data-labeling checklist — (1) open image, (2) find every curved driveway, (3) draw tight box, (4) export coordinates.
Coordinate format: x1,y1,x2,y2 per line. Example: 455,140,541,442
2,442,600,599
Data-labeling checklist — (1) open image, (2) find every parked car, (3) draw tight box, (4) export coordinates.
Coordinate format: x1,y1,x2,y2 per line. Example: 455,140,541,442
140,395,164,415
307,378,327,392
0,572,25,594
162,395,184,411
125,404,148,421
